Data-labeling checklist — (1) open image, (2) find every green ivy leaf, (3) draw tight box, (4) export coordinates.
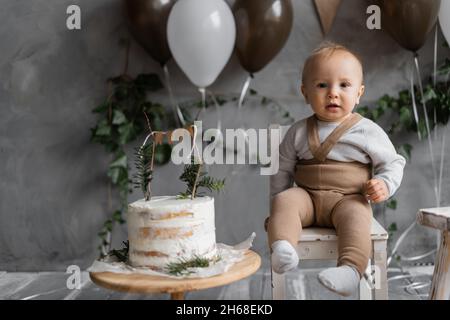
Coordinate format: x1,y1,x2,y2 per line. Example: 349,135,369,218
118,122,136,145
388,222,397,232
399,106,412,128
107,167,121,184
372,108,380,121
112,210,125,224
112,110,127,125
356,106,370,117
438,58,450,75
422,86,437,103
386,198,397,210
104,219,113,232
249,89,257,95
110,153,127,168
397,144,412,162
398,90,410,106
92,102,110,114
216,96,227,106
95,119,112,136
417,120,428,139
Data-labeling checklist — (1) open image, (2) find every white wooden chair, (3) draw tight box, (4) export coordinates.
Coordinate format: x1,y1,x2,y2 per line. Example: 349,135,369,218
265,216,389,300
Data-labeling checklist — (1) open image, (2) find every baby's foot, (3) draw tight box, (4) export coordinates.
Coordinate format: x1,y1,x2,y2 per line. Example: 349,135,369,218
271,240,299,274
318,265,360,297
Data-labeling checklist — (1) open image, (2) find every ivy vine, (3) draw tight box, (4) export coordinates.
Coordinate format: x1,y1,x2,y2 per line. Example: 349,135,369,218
90,41,175,256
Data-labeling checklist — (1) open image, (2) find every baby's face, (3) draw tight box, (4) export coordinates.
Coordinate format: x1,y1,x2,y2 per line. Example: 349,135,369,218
301,50,365,123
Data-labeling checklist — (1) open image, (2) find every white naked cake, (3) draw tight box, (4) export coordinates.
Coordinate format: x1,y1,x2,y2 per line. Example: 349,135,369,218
127,195,217,270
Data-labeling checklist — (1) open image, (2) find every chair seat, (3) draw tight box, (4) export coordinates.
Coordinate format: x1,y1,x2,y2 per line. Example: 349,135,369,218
300,217,388,242
267,215,389,300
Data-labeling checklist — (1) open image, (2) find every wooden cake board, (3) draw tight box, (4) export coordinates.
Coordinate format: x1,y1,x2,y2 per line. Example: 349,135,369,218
90,250,261,300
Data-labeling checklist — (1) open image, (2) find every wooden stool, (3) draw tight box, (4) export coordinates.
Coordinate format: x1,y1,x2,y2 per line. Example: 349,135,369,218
264,216,388,300
417,207,450,300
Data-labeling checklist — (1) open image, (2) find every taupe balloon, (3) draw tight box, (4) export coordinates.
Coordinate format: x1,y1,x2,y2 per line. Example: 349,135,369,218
379,0,441,52
232,0,293,74
123,0,177,66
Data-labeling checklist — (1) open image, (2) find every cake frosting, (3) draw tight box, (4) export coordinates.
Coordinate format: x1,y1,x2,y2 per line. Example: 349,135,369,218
127,196,217,270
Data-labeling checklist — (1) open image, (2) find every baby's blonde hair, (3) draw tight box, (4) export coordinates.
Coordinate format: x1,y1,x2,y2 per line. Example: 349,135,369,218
301,41,364,84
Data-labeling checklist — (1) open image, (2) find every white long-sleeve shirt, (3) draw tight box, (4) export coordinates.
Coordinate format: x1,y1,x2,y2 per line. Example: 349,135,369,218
271,116,406,198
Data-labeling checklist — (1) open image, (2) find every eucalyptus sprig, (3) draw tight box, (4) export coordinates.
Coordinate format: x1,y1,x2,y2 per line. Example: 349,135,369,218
165,255,222,276
110,240,129,263
132,142,155,201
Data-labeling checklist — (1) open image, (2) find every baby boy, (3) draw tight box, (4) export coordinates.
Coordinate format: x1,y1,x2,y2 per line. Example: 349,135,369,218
267,42,406,296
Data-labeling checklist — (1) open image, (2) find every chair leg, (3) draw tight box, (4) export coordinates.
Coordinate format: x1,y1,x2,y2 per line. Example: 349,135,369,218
271,269,286,300
372,240,388,300
359,260,373,300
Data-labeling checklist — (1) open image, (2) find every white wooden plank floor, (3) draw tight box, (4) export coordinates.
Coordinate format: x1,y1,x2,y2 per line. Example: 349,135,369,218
0,268,431,300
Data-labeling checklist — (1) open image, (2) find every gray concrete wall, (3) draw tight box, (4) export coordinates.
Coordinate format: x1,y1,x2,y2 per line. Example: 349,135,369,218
1,0,449,271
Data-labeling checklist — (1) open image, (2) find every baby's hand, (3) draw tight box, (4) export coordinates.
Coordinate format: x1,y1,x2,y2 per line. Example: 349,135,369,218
365,179,389,203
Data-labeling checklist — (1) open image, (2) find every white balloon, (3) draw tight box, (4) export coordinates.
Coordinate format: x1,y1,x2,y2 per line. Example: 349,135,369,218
167,0,236,88
439,0,450,45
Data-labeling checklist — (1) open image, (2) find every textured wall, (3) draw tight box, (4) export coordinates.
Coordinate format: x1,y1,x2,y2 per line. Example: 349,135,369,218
1,0,449,271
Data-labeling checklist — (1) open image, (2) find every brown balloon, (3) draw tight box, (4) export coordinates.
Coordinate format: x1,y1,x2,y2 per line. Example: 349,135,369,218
123,0,177,66
378,0,441,53
232,0,293,74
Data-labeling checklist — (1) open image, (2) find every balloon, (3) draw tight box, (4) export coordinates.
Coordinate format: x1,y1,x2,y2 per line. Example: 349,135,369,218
123,0,177,66
379,0,441,53
439,0,450,45
167,0,236,88
232,0,293,74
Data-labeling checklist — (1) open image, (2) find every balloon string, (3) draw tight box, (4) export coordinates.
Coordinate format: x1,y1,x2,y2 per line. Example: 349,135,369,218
433,25,446,207
437,126,446,207
433,25,438,88
206,90,224,158
199,87,206,114
433,25,438,142
414,54,439,206
163,64,186,127
386,221,416,266
238,74,253,110
207,90,222,131
410,63,421,141
236,75,253,153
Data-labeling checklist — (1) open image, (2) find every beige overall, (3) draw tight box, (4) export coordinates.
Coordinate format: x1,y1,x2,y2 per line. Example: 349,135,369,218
268,113,373,277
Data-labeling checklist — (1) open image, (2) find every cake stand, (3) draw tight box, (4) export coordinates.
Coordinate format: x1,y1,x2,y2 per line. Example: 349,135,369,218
89,250,261,300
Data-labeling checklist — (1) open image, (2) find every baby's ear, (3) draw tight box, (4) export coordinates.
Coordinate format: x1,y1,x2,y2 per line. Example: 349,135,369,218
356,85,365,104
301,85,309,103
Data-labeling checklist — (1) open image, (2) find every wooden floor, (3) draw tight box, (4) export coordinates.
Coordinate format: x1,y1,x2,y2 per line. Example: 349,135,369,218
0,268,432,300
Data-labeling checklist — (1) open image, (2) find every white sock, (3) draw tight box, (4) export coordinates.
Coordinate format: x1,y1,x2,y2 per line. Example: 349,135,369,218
318,265,360,297
270,240,299,274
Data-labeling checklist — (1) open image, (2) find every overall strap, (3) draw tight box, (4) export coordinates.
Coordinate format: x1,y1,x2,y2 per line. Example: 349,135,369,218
306,113,363,162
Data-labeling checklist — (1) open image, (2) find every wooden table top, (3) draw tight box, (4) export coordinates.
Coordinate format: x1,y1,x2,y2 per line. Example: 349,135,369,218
417,207,450,231
89,250,261,294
